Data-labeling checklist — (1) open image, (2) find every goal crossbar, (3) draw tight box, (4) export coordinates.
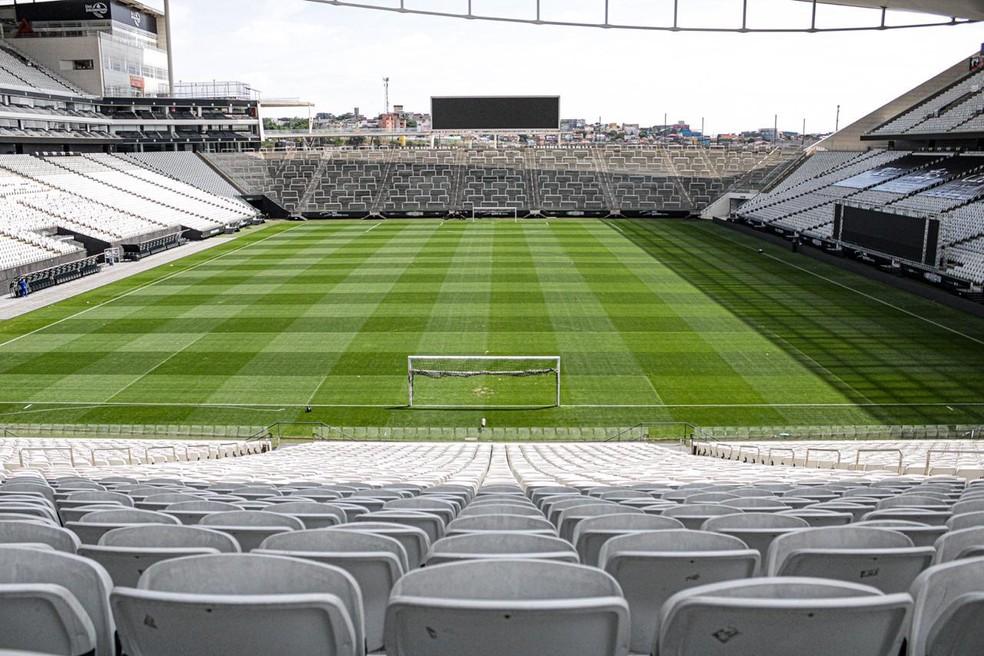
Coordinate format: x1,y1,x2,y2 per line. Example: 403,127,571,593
408,355,561,408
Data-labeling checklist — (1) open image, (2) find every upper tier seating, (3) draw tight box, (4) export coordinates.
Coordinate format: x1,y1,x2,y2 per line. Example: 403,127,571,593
872,68,984,136
0,46,80,96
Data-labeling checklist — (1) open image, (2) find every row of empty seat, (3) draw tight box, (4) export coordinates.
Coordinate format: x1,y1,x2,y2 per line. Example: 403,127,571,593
695,438,984,478
0,438,270,473
871,66,984,137
2,440,984,654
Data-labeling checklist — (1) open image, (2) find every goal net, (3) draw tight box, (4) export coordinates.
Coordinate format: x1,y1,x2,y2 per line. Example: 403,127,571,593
408,355,561,408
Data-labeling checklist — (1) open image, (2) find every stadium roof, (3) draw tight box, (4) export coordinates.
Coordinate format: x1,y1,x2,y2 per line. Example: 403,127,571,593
306,0,980,32
812,1,984,20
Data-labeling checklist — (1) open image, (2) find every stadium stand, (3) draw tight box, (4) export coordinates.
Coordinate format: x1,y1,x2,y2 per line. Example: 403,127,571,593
118,152,248,199
204,145,801,217
3,440,984,654
460,148,532,212
0,151,262,295
736,148,984,286
530,148,609,212
871,67,984,137
377,149,457,213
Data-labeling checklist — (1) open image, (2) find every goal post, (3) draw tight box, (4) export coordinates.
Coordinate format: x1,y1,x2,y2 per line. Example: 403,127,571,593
408,355,561,409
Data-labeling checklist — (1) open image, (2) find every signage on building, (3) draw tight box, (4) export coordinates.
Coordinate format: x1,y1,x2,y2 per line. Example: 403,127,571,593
129,75,145,90
84,2,109,19
15,1,158,34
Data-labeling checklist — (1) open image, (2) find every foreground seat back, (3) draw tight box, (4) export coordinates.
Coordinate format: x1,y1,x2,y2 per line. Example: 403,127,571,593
658,577,912,656
256,528,404,652
599,529,758,653
0,521,80,553
0,546,114,656
385,558,629,656
767,526,935,593
111,553,361,656
0,581,96,656
908,556,984,656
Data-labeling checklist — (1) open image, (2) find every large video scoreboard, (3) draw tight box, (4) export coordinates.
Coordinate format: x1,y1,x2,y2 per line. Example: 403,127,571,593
834,204,940,265
431,96,560,131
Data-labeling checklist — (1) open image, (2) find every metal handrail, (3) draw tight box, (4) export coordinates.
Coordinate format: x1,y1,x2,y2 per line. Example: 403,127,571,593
767,447,796,464
142,445,177,463
805,448,842,469
855,448,904,475
89,447,133,465
19,447,75,467
737,445,761,462
607,422,701,443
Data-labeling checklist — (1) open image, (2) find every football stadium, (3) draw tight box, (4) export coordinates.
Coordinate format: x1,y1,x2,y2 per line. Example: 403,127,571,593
2,0,984,654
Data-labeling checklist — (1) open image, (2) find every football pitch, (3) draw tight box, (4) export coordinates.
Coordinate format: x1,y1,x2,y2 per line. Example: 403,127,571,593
1,218,984,432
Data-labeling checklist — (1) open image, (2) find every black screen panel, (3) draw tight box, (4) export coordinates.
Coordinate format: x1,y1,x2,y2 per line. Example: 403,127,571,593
431,96,559,131
840,205,928,262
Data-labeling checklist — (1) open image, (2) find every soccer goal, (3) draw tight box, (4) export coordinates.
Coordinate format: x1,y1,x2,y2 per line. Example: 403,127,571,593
408,355,561,409
469,206,520,221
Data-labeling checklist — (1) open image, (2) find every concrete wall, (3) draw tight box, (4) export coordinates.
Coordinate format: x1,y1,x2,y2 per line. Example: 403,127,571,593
13,37,102,96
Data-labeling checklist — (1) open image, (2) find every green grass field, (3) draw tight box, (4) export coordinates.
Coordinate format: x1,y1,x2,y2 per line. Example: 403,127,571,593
1,218,984,431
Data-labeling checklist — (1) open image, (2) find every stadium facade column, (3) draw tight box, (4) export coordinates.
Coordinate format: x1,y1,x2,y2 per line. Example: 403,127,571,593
164,0,175,94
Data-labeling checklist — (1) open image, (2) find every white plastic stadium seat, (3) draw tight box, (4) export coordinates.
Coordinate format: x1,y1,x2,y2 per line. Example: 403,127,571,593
384,559,630,656
445,514,556,535
255,528,404,652
701,512,810,568
766,526,935,593
657,578,912,656
598,529,759,654
0,521,81,553
79,524,240,587
425,532,578,565
111,553,362,656
331,522,431,570
571,513,684,566
908,556,984,656
198,510,303,551
0,546,115,656
66,509,180,544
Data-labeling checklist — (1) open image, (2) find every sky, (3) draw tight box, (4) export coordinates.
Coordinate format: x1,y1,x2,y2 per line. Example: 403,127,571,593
155,0,984,134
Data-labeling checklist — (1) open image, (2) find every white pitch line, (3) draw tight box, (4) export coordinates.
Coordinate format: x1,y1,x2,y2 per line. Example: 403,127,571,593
364,222,383,233
766,329,878,407
101,333,209,403
701,225,984,348
0,225,295,352
641,375,665,404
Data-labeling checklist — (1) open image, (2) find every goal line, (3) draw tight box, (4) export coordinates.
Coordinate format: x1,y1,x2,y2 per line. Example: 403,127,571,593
408,355,561,408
